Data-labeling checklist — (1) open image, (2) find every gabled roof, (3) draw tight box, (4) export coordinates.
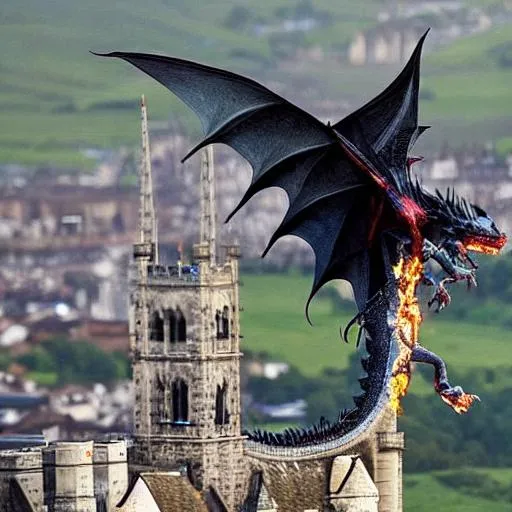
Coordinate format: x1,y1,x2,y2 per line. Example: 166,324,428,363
117,472,209,511
10,477,38,512
143,473,208,511
329,456,378,498
247,460,325,512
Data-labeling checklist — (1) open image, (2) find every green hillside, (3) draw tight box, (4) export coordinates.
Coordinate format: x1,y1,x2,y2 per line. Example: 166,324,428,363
405,469,512,511
0,0,373,166
1,0,511,167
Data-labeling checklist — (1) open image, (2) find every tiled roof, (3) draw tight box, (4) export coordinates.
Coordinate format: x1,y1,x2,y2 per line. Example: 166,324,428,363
249,460,326,512
141,472,209,512
13,408,74,431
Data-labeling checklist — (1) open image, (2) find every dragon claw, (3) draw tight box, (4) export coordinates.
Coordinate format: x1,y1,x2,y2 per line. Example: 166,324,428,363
428,283,451,312
436,379,480,413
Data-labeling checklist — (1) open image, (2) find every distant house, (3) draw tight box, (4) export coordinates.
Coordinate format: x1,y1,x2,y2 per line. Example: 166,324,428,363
262,362,289,380
429,157,459,180
349,1,494,67
252,399,307,420
72,319,129,353
348,22,426,66
420,144,512,238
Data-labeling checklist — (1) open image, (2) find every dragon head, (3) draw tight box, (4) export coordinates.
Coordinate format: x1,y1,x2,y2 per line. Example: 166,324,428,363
459,205,507,256
430,188,507,268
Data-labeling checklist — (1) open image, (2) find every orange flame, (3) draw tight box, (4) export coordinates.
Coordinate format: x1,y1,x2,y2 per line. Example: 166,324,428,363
390,255,480,415
464,234,507,255
389,256,423,413
465,241,500,256
439,391,480,414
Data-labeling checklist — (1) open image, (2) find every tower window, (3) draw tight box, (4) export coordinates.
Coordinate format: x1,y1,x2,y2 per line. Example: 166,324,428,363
221,306,229,339
172,379,189,423
168,309,177,343
149,311,164,341
169,308,187,343
153,379,165,421
215,309,221,339
215,381,229,425
177,308,186,342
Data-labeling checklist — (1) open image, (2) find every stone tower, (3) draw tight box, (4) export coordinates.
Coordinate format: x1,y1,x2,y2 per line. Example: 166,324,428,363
129,100,246,510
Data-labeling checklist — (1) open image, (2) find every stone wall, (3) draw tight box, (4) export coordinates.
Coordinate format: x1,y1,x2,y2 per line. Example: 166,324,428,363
130,437,248,510
0,449,43,511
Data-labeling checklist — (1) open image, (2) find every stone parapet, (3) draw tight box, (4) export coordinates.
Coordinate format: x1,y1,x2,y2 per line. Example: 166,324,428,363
0,449,42,471
43,441,96,512
377,432,404,452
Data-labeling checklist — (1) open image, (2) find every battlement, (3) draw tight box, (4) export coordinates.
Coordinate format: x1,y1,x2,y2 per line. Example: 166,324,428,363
141,261,236,288
377,432,405,451
146,264,200,286
0,440,129,511
0,447,43,471
94,440,128,464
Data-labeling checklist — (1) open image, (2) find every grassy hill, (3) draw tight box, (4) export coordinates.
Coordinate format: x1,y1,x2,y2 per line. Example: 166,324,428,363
405,469,512,511
1,0,511,167
0,0,374,166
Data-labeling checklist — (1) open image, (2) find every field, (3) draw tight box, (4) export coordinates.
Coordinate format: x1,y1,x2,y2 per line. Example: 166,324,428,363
0,0,375,166
405,469,512,511
1,0,511,166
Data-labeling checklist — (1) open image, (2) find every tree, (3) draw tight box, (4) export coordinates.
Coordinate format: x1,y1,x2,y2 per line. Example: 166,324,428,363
39,338,121,385
224,6,252,32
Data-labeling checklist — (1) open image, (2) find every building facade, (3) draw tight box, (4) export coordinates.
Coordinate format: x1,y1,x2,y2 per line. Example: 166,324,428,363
129,103,247,509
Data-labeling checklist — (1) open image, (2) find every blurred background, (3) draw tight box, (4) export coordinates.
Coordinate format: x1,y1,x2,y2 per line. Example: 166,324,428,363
1,0,511,509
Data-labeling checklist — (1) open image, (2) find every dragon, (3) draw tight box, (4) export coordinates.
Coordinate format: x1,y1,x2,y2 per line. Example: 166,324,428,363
96,30,507,457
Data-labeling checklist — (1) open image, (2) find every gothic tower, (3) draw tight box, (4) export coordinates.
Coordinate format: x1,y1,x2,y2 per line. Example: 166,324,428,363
129,99,246,509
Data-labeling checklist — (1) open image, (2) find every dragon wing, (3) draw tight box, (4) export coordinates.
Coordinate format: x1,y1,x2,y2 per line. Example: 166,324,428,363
96,32,427,316
334,30,429,193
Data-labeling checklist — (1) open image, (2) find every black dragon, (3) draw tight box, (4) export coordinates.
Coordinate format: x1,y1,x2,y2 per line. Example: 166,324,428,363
96,31,507,457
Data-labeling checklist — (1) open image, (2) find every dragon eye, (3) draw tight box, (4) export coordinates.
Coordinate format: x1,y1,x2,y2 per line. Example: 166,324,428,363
482,217,492,227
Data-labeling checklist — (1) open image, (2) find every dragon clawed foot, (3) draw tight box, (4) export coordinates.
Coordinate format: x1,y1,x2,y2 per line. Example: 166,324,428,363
428,282,451,312
435,378,480,414
452,266,478,290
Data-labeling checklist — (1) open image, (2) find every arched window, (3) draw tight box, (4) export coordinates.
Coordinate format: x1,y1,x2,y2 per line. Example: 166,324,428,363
215,381,229,425
221,306,229,339
167,309,177,343
153,378,165,422
172,379,189,423
177,308,186,342
215,310,221,339
168,308,186,343
149,311,164,341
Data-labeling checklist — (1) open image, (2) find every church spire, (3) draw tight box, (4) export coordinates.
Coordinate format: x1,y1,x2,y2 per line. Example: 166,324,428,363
199,145,217,265
138,94,158,263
